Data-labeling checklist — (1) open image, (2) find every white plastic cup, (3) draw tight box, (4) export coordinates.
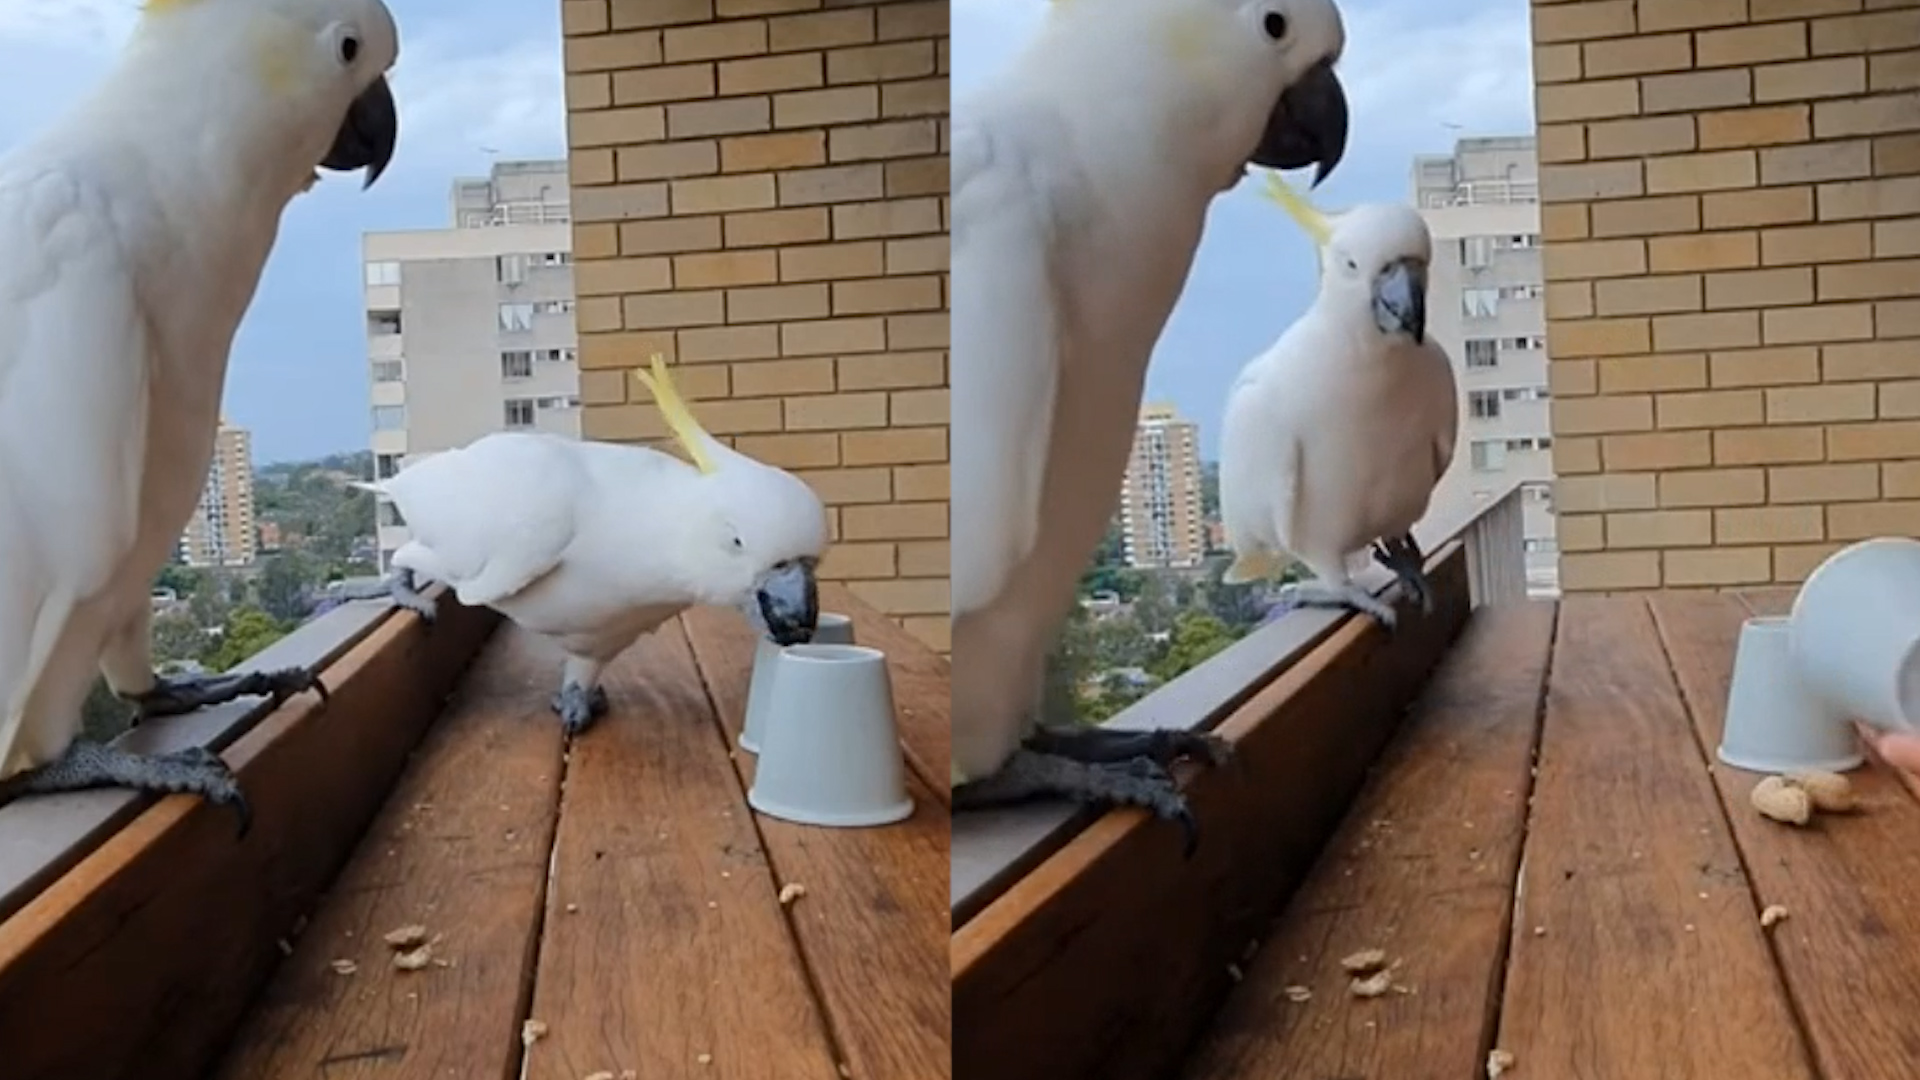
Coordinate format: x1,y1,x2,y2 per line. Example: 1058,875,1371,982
1788,536,1920,737
740,612,856,754
748,644,914,828
1719,616,1864,774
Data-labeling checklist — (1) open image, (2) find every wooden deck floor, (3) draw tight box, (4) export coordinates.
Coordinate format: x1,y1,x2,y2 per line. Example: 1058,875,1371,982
1182,591,1920,1080
211,589,950,1080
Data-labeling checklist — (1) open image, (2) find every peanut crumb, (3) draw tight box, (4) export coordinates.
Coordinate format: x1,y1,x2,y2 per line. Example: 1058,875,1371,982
1283,985,1312,1003
779,882,807,905
1761,904,1789,929
393,945,432,971
1488,1048,1516,1078
1340,948,1388,975
1349,970,1393,998
329,959,358,976
383,925,429,949
522,1020,548,1047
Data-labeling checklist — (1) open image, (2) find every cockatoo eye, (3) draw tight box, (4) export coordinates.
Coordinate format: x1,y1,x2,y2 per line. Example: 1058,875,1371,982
331,25,361,66
732,536,745,550
1262,11,1288,40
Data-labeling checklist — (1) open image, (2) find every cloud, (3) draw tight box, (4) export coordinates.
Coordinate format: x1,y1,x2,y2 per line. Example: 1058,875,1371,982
0,0,134,53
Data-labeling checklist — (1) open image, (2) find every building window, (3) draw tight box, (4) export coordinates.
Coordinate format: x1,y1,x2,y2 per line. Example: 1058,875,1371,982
539,251,572,266
377,500,404,528
372,405,405,431
1499,284,1542,300
1502,386,1548,403
376,453,401,480
1469,390,1503,419
534,299,574,315
1469,439,1507,472
1462,288,1499,319
364,260,401,287
504,398,535,427
501,350,533,379
1461,236,1493,269
537,347,577,364
497,254,530,284
536,394,580,410
1465,339,1499,369
368,309,402,336
371,359,403,383
499,303,534,332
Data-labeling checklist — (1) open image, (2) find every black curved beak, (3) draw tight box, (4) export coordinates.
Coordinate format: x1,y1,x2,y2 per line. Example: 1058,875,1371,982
1248,58,1349,188
1373,257,1427,345
755,560,819,647
321,74,397,189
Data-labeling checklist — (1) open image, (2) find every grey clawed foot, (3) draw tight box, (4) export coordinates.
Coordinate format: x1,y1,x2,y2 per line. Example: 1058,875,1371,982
1023,723,1234,769
1370,534,1434,616
1277,579,1399,629
0,740,251,837
386,568,438,624
952,749,1206,858
134,666,328,721
550,682,610,736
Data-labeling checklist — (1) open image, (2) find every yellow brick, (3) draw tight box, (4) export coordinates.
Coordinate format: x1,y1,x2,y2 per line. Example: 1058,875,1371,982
1715,424,1827,464
1664,547,1773,586
769,9,875,52
623,290,725,329
882,77,947,119
1542,203,1593,241
1586,116,1694,159
1557,473,1659,513
607,0,713,30
1540,160,1646,201
576,298,624,333
1698,104,1811,149
1709,345,1821,386
1752,0,1857,19
1816,90,1920,140
884,157,948,198
1649,230,1759,271
1762,301,1876,342
842,502,945,541
1870,47,1920,91
827,41,937,83
1646,149,1759,193
1818,175,1920,219
1554,394,1655,434
1558,514,1607,551
1825,339,1920,380
1537,123,1588,164
1775,542,1845,584
1696,22,1810,67
573,183,671,223
1553,359,1599,397
565,31,663,73
1706,266,1815,309
897,540,948,578
730,357,835,397
1878,297,1920,335
572,147,615,186
1761,221,1873,264
726,282,829,323
562,0,609,35
717,53,823,96
893,465,948,502
652,397,782,437
1829,499,1920,541
1819,257,1920,299
1881,378,1920,417
885,236,947,275
777,241,883,282
581,329,677,371
1639,0,1749,32
784,391,888,430
579,368,630,407
569,105,667,148
833,197,942,239
1886,459,1920,496
1659,467,1767,507
889,387,947,426
1561,551,1663,590
877,0,945,39
1605,430,1714,472
817,541,896,580
568,72,612,112
1873,216,1920,255
1772,462,1881,502
724,207,831,248
733,431,840,468
678,323,780,363
663,20,769,64
672,250,778,289
611,63,716,106
833,276,943,315
581,403,668,442
1654,310,1761,350
1831,419,1920,459
1547,281,1596,320
842,426,947,466
1703,186,1815,229
666,97,771,141
1772,381,1880,423
1657,388,1765,428
774,86,880,128
1875,132,1920,174
849,578,949,616
617,140,720,182
1605,508,1713,548
830,120,941,163
1536,43,1586,84
782,316,887,356
574,256,673,296
1536,80,1642,123
1595,274,1702,314
1589,194,1700,237
1555,437,1604,475
778,163,886,206
1754,57,1867,102
620,215,722,255
1583,33,1693,78
1550,317,1653,358
901,616,950,654
1812,10,1920,57
672,174,776,215
1598,352,1709,392
838,351,945,390
886,312,946,350
574,224,620,261
1545,238,1649,280
1643,69,1753,114
1534,1,1638,43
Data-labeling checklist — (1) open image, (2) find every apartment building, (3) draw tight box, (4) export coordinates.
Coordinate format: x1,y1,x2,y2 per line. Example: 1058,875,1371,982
1415,136,1561,596
178,419,258,568
1533,0,1920,591
1119,404,1206,569
362,159,581,570
558,0,951,650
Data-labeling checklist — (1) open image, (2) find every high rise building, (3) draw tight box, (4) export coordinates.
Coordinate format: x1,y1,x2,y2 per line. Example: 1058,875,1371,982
361,159,580,571
1413,135,1559,596
178,419,258,568
1120,404,1206,570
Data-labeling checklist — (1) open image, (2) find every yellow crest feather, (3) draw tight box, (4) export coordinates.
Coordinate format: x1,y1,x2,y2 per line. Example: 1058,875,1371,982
1260,171,1335,248
630,354,720,475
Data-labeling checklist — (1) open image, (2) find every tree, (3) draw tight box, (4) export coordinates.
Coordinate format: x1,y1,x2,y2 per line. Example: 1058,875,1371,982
151,613,210,667
1130,572,1180,637
257,551,316,623
1151,610,1238,683
79,676,133,743
202,606,290,672
1199,555,1269,631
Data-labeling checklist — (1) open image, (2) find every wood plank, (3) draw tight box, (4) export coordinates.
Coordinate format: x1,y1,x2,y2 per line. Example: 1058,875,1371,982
682,604,951,1080
1651,590,1920,1080
522,622,844,1080
952,545,1472,1080
820,583,951,803
0,599,396,921
0,599,498,1080
1181,601,1556,1080
1495,596,1814,1080
209,625,566,1080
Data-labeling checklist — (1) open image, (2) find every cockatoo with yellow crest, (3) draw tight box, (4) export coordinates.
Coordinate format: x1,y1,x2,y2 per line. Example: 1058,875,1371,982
1218,173,1458,627
352,356,830,735
951,0,1353,849
0,0,400,832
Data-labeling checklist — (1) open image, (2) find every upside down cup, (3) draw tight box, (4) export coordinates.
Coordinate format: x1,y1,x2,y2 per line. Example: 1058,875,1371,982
1788,537,1920,743
739,613,854,754
1719,616,1863,774
747,644,914,828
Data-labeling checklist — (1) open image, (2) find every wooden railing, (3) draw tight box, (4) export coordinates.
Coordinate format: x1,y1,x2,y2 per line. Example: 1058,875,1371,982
951,481,1528,1080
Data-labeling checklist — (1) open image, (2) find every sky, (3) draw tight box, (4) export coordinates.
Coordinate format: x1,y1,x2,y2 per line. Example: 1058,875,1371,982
952,0,1537,458
0,0,568,462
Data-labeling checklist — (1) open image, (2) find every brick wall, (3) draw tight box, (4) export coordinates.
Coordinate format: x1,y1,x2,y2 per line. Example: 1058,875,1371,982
1533,0,1920,592
558,0,951,649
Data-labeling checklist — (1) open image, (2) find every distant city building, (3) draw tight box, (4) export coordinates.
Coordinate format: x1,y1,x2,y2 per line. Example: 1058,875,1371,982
257,520,284,553
178,419,258,568
1120,404,1206,569
1412,135,1559,597
361,158,579,571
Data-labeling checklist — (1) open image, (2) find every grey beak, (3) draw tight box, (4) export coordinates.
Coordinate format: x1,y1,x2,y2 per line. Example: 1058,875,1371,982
1373,257,1427,345
754,560,819,647
321,74,397,189
1248,57,1349,188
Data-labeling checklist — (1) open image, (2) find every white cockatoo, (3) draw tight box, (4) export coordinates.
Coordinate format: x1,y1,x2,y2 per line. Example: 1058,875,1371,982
0,0,400,832
951,0,1352,847
351,355,830,735
1218,173,1459,628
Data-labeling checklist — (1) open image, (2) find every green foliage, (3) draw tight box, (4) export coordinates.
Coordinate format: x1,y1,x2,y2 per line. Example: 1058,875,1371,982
201,606,292,673
256,551,318,623
79,676,133,743
1150,610,1238,684
151,614,211,667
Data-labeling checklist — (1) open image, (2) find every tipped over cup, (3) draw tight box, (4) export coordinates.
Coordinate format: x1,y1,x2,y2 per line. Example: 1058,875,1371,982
1719,616,1864,774
1789,536,1920,739
741,612,855,754
748,643,914,828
